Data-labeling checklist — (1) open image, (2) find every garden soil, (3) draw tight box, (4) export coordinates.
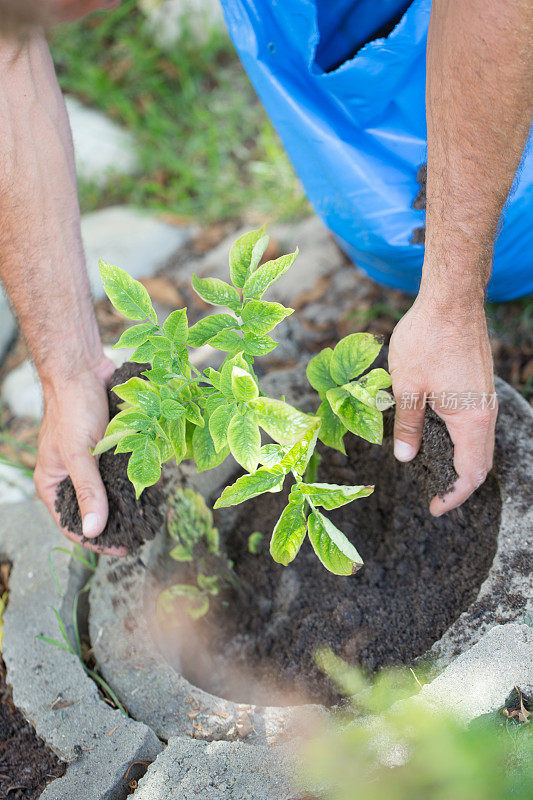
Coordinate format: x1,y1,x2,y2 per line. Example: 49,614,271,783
55,363,164,551
0,569,66,800
187,410,501,705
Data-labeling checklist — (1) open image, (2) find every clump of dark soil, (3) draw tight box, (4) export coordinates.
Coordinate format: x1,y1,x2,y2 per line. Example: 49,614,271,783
0,568,66,799
171,411,500,706
55,362,164,552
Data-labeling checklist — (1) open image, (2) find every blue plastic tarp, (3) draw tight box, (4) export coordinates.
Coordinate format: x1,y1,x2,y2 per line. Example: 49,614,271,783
220,0,533,301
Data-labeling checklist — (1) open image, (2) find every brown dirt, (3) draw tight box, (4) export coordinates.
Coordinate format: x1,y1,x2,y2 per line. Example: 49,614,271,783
0,567,66,800
55,363,164,552
171,411,501,706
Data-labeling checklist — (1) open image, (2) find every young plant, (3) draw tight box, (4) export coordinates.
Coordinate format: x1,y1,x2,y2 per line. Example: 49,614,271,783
96,227,392,575
157,487,234,622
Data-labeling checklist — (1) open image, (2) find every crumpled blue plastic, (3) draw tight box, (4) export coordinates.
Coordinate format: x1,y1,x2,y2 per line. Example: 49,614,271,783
220,0,533,301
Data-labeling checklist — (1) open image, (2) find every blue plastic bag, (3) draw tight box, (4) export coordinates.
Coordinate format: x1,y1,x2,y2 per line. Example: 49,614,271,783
220,0,533,301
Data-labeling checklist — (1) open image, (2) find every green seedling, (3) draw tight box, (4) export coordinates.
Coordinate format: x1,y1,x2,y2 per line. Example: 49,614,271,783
96,227,393,576
157,487,234,622
248,531,264,554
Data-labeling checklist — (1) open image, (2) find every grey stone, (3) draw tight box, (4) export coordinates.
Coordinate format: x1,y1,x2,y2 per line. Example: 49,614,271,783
132,737,299,800
417,623,533,721
141,0,226,49
65,96,139,186
82,206,195,299
0,347,133,421
0,291,17,361
0,501,162,799
0,463,35,504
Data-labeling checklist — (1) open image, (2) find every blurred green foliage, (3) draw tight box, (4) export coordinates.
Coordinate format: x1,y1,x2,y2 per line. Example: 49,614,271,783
49,0,308,222
302,650,533,800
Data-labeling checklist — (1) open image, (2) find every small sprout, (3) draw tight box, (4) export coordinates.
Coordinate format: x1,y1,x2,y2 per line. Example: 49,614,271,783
248,532,264,554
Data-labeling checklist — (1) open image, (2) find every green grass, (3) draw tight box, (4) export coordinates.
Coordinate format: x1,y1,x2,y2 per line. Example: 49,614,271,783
49,0,308,223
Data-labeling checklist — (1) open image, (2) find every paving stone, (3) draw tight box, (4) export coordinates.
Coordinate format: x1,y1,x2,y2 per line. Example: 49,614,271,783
141,0,226,49
0,463,35,504
418,623,533,721
65,96,139,186
82,206,195,299
132,737,299,800
0,500,163,799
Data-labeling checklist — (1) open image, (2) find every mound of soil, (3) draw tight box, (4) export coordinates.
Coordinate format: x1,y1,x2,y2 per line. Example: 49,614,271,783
0,569,66,799
169,411,500,706
55,363,164,552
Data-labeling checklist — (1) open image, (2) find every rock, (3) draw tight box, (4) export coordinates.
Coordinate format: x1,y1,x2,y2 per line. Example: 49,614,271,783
418,623,533,721
1,347,131,421
0,292,17,361
141,0,226,49
65,96,139,186
132,736,298,800
0,463,35,504
1,360,43,420
82,206,195,299
0,501,163,799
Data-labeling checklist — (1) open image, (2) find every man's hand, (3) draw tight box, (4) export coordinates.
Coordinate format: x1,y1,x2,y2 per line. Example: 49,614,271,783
34,356,126,555
389,286,497,515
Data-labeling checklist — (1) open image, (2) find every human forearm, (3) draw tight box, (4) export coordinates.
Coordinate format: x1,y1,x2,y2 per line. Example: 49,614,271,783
422,0,533,305
0,32,103,386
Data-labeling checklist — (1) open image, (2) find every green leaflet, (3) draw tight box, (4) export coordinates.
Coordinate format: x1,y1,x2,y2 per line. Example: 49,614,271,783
106,408,154,434
357,368,392,396
99,261,154,321
157,584,209,620
137,390,161,417
169,544,194,562
241,331,278,357
307,511,364,576
242,250,299,300
280,423,320,475
192,421,229,473
231,366,259,402
166,415,187,462
205,367,222,390
248,531,264,554
227,411,261,472
342,380,376,409
241,300,293,335
130,339,156,363
306,348,335,394
329,333,382,385
327,387,383,445
317,400,346,454
214,465,285,508
299,482,374,510
220,353,249,397
162,308,188,348
208,403,235,452
91,429,130,456
160,398,186,420
191,274,241,312
112,322,157,350
259,443,285,467
127,439,161,498
184,401,204,428
149,335,173,357
206,328,243,352
187,314,237,347
113,377,154,405
114,433,143,454
229,227,268,289
270,500,308,566
250,397,319,446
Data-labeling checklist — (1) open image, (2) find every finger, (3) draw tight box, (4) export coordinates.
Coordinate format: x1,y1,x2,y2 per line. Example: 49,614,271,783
65,451,109,539
430,409,495,516
34,464,126,556
393,389,425,462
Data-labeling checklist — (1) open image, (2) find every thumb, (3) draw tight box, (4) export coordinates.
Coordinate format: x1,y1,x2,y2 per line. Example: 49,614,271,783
67,452,109,538
393,390,425,462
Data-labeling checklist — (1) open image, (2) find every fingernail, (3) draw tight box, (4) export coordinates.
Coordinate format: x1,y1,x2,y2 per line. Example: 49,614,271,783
394,440,416,462
82,513,99,538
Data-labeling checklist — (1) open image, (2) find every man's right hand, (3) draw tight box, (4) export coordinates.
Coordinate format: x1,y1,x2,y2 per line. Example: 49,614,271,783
33,355,127,556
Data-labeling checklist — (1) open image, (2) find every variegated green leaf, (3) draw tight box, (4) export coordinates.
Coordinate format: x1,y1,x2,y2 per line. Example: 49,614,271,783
299,482,374,510
214,465,285,508
327,387,383,445
231,366,259,402
229,227,268,289
208,403,235,452
270,501,308,566
242,250,298,300
187,314,237,347
162,308,188,348
127,439,161,498
329,333,382,385
306,348,335,394
307,511,363,575
191,274,241,312
99,261,154,321
241,300,293,335
250,397,318,446
227,412,261,472
317,400,347,454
